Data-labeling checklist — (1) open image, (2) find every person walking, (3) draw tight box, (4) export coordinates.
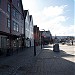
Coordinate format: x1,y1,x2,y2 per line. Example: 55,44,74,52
72,39,73,45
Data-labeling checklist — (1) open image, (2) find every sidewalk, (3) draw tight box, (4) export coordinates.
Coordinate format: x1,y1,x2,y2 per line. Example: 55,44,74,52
0,44,75,75
0,46,42,75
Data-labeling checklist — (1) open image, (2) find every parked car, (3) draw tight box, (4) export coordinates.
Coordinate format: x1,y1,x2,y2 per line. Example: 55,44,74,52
62,42,65,45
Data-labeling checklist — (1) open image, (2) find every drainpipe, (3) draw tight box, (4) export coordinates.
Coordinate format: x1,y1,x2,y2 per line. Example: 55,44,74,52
10,0,12,49
6,0,12,56
24,12,26,47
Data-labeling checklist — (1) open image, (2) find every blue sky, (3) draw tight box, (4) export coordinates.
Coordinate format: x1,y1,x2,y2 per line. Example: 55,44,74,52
22,0,75,36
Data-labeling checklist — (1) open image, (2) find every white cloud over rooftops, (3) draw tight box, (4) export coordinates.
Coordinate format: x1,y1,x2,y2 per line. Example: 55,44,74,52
22,0,74,36
32,5,74,36
43,5,67,17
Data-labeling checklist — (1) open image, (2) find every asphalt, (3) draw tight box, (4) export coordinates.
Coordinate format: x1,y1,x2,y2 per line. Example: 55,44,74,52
0,44,75,75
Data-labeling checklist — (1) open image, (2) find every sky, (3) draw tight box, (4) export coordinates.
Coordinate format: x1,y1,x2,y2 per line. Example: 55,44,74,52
22,0,75,36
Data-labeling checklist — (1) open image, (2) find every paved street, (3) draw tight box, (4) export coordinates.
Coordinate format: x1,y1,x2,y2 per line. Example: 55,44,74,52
0,44,75,75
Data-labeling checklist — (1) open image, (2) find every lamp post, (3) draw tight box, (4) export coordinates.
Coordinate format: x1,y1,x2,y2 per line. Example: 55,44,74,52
40,29,44,49
41,32,42,49
34,39,36,56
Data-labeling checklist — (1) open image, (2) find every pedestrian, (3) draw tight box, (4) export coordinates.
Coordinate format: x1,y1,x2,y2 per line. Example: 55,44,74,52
72,40,73,45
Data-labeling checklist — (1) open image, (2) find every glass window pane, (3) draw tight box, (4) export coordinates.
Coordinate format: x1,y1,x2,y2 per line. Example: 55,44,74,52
0,0,1,4
14,22,16,31
13,9,16,17
7,4,10,12
17,1,19,7
17,24,19,32
7,19,10,28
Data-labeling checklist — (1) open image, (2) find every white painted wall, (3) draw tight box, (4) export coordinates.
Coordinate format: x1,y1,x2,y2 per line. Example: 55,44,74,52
29,16,34,46
25,12,30,39
25,11,30,47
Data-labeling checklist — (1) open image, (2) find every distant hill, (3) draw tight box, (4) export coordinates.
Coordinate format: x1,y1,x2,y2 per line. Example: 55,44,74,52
52,36,75,40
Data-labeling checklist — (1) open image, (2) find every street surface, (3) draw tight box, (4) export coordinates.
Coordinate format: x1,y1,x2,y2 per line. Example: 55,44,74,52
0,44,75,75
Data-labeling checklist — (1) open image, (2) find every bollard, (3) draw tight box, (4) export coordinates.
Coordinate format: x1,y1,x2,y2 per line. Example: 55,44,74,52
34,40,36,56
6,48,10,56
11,48,13,55
16,48,18,54
53,44,60,52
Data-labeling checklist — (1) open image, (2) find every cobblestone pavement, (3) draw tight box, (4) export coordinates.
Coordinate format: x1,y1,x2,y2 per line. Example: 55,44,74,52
0,44,75,75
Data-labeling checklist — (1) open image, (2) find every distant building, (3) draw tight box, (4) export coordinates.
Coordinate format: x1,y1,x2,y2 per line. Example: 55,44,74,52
0,0,24,52
40,30,52,44
24,10,34,47
29,15,34,46
34,25,40,45
24,10,30,47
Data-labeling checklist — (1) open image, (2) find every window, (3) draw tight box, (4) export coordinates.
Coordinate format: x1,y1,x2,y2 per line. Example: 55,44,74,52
7,4,10,12
13,21,16,31
13,21,19,32
17,1,19,7
16,24,19,32
21,27,24,34
7,18,10,28
13,9,19,19
13,9,16,17
0,0,1,4
21,16,23,20
16,12,19,19
0,12,1,24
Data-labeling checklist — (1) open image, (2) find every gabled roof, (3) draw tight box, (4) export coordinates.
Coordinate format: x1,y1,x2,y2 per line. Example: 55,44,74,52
24,10,28,19
20,0,24,16
30,15,32,21
9,0,24,15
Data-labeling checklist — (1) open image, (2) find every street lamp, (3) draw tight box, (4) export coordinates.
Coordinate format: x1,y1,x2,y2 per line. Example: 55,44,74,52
40,29,46,49
41,32,42,49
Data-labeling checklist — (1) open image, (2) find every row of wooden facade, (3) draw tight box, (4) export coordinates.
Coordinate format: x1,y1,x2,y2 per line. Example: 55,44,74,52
0,0,35,54
0,0,52,55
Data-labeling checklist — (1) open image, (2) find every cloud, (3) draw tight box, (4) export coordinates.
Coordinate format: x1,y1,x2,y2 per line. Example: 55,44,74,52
22,1,74,36
22,0,38,14
48,24,75,36
32,5,75,36
43,5,67,17
33,6,65,24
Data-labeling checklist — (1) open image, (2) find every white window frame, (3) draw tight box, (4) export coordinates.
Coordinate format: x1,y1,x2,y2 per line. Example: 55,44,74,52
7,4,10,13
7,18,10,28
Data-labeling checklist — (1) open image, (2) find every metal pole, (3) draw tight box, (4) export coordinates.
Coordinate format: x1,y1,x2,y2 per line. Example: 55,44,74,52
40,31,42,49
34,39,36,56
41,35,42,49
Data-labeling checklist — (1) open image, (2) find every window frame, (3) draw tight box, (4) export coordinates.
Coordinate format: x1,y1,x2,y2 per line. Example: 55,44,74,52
16,24,19,32
13,9,16,17
17,1,19,7
21,26,24,34
7,3,10,13
13,21,19,32
7,18,10,28
0,0,1,4
13,21,16,31
0,12,1,23
16,11,19,19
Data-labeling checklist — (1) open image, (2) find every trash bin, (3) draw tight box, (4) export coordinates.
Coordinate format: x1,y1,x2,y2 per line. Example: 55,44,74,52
53,44,60,52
